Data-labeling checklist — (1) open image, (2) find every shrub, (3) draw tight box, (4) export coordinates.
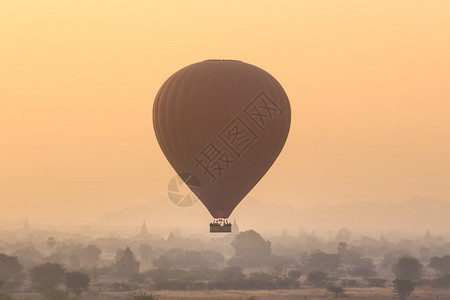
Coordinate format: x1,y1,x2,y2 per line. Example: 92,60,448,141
365,277,387,287
131,290,159,300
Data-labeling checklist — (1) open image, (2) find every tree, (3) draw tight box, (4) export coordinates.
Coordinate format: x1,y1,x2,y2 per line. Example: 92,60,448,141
307,270,328,288
228,230,272,268
68,253,81,269
268,255,296,276
217,266,246,282
139,244,153,261
335,228,352,242
365,278,387,287
0,253,25,292
0,293,14,300
393,278,415,300
131,291,159,300
308,251,341,272
42,288,69,300
116,247,140,276
201,249,225,265
10,245,42,265
326,284,345,299
288,269,301,280
349,266,377,277
152,255,173,269
162,249,211,268
244,272,275,289
182,250,210,268
429,255,450,274
65,271,90,297
29,263,65,292
231,230,271,257
432,274,450,288
392,256,423,280
209,266,246,290
80,245,101,267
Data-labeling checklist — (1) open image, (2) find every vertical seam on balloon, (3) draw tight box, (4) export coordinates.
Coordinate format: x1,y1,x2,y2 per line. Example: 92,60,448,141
157,66,192,172
154,69,184,159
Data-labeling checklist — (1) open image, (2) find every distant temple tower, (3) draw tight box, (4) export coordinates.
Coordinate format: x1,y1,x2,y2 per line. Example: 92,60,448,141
423,229,433,243
232,219,239,233
134,220,150,239
24,217,30,231
167,230,176,241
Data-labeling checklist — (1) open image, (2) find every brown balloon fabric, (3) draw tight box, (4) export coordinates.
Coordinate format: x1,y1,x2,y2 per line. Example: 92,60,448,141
153,60,291,218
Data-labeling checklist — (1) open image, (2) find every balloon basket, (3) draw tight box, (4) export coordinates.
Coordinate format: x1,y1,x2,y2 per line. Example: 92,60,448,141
210,218,232,233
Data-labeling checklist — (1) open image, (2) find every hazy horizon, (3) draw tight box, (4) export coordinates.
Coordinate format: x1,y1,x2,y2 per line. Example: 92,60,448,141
2,195,449,237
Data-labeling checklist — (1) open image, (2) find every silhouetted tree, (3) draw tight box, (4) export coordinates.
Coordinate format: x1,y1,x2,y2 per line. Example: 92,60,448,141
365,277,387,287
29,263,65,292
288,270,301,280
139,244,153,261
131,290,159,299
349,266,377,277
152,255,173,269
392,256,423,280
244,272,275,289
326,284,345,299
201,249,225,265
163,249,211,268
42,288,69,300
68,253,81,269
0,292,14,300
65,271,90,297
10,245,42,266
381,251,411,268
393,278,415,300
80,245,101,267
116,247,139,276
42,252,64,264
232,230,271,255
429,255,450,274
228,230,272,268
0,253,25,292
217,266,246,281
210,266,246,290
308,251,341,272
432,274,450,288
269,255,297,275
307,270,328,288
335,228,352,242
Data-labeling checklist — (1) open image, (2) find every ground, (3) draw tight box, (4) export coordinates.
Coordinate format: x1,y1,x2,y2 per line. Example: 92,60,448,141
10,287,450,300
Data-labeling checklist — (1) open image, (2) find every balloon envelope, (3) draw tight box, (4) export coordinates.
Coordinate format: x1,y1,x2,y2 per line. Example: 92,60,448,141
153,60,290,218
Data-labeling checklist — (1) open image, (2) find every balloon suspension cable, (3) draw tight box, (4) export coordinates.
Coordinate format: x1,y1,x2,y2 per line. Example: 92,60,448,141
210,218,232,233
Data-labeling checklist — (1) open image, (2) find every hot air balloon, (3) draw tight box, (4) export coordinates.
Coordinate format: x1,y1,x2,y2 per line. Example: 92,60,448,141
153,60,291,232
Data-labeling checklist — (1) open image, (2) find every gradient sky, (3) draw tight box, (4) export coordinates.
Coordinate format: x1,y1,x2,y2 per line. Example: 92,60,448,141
1,1,449,224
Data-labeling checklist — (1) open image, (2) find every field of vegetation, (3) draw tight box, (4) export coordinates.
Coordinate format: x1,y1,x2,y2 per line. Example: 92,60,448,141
8,287,450,300
3,225,450,299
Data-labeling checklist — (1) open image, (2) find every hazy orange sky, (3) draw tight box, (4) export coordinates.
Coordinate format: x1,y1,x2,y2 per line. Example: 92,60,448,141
1,1,449,224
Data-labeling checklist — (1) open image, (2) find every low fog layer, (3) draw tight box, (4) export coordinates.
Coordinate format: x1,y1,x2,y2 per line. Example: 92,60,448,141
2,219,450,299
91,196,448,234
